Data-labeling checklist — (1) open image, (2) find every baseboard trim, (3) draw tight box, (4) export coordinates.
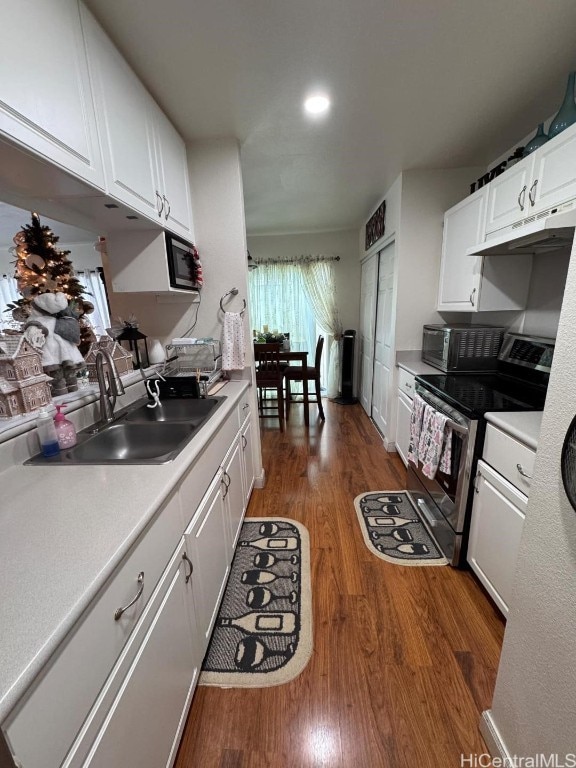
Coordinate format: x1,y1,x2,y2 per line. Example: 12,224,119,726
254,468,266,489
480,710,512,763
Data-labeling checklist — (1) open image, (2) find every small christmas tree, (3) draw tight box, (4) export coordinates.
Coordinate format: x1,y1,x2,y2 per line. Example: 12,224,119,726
9,212,93,350
11,212,85,308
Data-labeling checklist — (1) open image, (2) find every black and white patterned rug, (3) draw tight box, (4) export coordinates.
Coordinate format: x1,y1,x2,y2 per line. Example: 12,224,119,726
199,517,312,688
354,492,447,566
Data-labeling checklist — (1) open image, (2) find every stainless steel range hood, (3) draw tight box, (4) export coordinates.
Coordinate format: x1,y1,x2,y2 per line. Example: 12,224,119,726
466,207,576,257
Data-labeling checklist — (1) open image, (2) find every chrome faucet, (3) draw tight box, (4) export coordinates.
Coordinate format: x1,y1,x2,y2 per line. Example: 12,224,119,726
95,348,125,425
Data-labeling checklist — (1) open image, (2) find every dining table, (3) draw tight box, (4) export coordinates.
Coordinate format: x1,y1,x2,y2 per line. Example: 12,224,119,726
253,342,311,425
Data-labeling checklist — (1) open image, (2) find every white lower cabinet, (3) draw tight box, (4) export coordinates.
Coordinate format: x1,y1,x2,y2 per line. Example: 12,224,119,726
241,414,255,508
395,389,412,466
64,541,199,768
468,461,527,616
222,435,246,554
1,389,256,768
184,471,231,651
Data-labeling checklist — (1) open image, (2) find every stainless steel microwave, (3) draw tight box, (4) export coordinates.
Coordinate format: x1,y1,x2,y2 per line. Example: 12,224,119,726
421,324,506,372
166,232,200,291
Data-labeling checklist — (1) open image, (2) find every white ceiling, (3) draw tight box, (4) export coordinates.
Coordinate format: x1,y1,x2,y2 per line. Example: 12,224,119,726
85,0,576,235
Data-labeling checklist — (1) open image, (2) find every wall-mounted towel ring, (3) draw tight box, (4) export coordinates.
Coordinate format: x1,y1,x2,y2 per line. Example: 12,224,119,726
220,288,246,315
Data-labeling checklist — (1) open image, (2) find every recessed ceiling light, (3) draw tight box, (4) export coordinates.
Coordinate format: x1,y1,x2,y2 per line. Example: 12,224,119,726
304,94,330,115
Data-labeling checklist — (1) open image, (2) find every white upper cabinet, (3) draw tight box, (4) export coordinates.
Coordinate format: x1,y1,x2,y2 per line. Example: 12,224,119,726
0,0,104,189
485,157,533,235
437,187,487,311
81,6,160,219
151,102,194,239
485,122,576,236
81,5,193,239
530,123,576,214
438,186,532,312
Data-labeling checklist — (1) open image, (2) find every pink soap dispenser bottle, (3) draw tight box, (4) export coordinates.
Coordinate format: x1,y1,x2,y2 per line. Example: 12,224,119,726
54,404,77,449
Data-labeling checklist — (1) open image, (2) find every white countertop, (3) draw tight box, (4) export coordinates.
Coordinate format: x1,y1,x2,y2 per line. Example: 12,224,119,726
485,411,543,450
0,380,248,722
396,350,439,376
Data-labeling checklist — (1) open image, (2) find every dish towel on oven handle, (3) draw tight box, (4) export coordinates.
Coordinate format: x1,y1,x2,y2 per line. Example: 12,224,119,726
407,392,426,466
222,311,246,371
418,404,453,479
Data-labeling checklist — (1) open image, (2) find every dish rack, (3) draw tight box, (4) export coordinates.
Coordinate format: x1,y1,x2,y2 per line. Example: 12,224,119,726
163,339,223,393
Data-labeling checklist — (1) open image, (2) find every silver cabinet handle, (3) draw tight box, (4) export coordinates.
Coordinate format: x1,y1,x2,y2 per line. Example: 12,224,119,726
516,463,533,479
163,195,170,220
528,179,538,207
242,434,248,449
156,191,164,217
114,572,144,620
182,552,193,584
243,402,250,411
469,287,476,306
518,184,527,211
405,382,412,390
221,470,231,498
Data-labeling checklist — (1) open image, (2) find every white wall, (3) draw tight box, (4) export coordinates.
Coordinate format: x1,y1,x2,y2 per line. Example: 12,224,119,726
521,250,570,338
485,237,576,759
247,229,360,335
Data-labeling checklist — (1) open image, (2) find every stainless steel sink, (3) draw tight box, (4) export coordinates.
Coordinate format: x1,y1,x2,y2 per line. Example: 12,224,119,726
25,396,225,465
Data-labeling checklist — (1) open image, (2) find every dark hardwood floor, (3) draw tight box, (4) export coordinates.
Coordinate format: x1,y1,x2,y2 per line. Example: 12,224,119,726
175,400,504,768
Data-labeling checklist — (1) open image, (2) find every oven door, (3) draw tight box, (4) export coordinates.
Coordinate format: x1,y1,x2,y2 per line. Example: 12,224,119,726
406,384,478,564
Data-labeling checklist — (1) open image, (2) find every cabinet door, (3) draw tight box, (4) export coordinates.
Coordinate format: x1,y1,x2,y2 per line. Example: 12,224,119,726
80,545,198,768
152,102,194,239
530,123,576,215
81,6,159,220
437,190,485,311
184,472,231,651
467,460,527,617
485,157,533,234
395,390,412,467
223,436,245,553
371,243,395,439
241,416,255,508
0,0,104,189
359,253,378,416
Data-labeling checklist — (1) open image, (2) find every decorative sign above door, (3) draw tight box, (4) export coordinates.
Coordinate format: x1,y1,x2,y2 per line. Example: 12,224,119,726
365,200,386,250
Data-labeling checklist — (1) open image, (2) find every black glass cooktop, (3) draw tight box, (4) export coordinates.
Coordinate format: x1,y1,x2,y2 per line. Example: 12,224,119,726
415,373,548,419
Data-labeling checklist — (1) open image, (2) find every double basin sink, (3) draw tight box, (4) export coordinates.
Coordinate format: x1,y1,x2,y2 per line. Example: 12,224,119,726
26,396,225,465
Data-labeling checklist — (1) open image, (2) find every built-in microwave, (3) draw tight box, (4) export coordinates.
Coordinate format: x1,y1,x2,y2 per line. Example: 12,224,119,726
166,232,200,291
421,324,506,372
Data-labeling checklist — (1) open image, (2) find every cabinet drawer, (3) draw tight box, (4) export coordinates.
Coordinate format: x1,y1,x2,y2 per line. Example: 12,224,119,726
397,367,415,399
4,490,182,768
483,423,536,495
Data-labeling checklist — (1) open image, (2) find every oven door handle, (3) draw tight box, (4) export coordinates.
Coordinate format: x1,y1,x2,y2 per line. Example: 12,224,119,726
415,391,469,436
416,498,445,525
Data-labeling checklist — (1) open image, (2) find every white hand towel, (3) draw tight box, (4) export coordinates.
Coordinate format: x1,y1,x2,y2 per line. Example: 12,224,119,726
222,312,246,371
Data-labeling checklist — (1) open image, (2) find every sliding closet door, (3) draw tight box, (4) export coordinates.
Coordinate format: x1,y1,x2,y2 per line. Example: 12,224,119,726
359,253,378,415
371,242,396,438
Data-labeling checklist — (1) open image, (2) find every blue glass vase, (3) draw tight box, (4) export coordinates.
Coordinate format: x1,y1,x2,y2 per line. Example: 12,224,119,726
523,123,549,156
549,71,576,138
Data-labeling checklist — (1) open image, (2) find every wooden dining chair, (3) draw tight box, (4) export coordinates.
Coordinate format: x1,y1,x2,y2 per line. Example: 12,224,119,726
254,343,285,431
284,335,325,422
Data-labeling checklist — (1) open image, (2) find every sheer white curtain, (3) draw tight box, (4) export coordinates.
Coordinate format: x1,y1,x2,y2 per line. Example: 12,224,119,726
300,261,342,398
248,263,316,354
0,275,20,331
77,269,111,336
248,258,341,396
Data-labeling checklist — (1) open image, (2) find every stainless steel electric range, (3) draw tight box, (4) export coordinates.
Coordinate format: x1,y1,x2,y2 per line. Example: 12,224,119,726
407,332,555,567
